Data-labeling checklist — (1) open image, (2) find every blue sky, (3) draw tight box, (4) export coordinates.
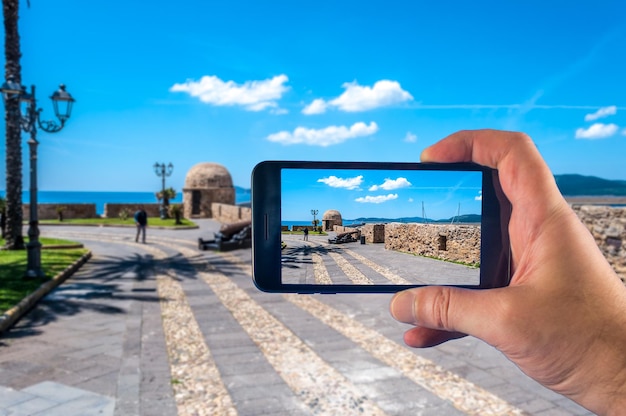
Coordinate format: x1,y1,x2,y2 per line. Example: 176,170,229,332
0,0,625,193
282,169,482,221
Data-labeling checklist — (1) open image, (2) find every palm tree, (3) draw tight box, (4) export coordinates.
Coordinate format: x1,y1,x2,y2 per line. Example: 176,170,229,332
156,187,176,206
156,187,176,219
2,0,24,250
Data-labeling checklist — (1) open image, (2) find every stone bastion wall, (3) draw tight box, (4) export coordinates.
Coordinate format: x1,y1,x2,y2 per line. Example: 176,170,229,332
23,203,98,220
384,223,481,266
210,203,251,224
22,202,251,223
572,205,625,282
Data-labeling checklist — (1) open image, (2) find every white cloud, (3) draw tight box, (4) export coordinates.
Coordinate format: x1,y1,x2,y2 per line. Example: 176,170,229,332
303,80,413,114
575,123,619,140
317,175,363,190
270,108,289,115
584,105,617,121
404,132,417,143
267,121,378,147
302,98,328,115
475,191,483,201
170,74,289,112
355,194,398,204
369,177,412,191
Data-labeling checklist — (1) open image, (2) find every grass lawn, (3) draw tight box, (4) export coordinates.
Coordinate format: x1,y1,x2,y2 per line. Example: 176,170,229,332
282,231,328,236
39,217,196,227
0,237,89,314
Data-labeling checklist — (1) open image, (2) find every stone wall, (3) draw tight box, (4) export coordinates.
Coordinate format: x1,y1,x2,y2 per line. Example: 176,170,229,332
361,224,385,243
183,188,236,219
385,223,481,266
104,203,162,218
23,203,97,220
211,203,251,224
572,205,625,282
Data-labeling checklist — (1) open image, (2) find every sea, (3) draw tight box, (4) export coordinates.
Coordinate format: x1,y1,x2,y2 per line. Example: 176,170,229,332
0,188,251,216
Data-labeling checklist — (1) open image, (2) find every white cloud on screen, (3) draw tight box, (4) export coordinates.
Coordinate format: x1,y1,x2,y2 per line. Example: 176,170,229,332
369,177,412,191
584,106,617,121
267,121,378,146
302,80,413,114
475,191,483,201
170,74,289,112
404,132,417,143
575,123,619,139
317,175,363,190
355,194,398,204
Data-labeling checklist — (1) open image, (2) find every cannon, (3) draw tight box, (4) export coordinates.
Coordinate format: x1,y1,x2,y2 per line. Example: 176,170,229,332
198,220,252,251
328,230,360,244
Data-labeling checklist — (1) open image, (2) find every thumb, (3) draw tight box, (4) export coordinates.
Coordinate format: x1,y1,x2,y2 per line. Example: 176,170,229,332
390,286,500,345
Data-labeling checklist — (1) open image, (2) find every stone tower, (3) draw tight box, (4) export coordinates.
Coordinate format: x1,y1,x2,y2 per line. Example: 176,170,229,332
322,209,343,231
183,162,235,218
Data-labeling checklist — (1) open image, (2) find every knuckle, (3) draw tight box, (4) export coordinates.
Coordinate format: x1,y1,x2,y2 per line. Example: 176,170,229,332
429,287,453,330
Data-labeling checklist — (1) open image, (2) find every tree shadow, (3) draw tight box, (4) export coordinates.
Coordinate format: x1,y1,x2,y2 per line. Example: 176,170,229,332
0,250,206,341
281,244,335,269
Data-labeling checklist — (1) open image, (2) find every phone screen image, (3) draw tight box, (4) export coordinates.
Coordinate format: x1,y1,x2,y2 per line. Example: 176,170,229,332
280,168,483,287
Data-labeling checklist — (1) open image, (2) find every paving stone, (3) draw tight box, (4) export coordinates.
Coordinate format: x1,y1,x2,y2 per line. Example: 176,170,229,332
0,386,34,408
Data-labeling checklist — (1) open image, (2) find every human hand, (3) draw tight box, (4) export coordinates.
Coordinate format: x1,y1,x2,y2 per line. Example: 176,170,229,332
389,129,626,415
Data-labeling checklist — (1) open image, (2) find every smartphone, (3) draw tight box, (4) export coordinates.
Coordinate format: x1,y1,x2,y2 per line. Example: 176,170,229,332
252,161,511,293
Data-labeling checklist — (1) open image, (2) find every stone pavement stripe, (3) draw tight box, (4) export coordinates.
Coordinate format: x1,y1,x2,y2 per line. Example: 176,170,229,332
328,252,374,285
195,267,387,415
157,270,238,416
342,249,410,285
312,252,332,284
130,243,237,416
284,294,526,416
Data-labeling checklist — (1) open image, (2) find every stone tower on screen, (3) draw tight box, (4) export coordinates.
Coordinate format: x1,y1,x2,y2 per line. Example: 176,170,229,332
183,162,235,218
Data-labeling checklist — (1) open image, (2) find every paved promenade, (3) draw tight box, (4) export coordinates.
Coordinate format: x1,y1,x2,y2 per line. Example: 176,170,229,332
0,220,593,415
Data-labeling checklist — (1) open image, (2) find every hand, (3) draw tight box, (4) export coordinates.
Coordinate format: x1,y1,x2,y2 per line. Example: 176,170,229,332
389,129,626,415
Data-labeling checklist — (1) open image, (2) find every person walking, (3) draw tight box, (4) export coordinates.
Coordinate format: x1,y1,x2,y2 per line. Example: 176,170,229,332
134,206,148,243
303,227,309,241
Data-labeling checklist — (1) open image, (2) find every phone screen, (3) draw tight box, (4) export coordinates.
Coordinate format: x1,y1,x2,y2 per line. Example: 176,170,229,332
280,168,483,286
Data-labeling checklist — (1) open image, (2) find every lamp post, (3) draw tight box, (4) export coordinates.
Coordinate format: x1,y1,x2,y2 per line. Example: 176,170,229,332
311,209,318,232
154,162,173,219
1,77,75,278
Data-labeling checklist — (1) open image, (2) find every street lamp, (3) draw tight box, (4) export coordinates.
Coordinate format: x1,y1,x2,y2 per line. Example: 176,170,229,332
154,162,173,219
311,209,318,232
1,76,76,278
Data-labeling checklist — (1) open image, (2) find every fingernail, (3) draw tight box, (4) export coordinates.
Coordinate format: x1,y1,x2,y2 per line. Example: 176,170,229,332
390,291,417,324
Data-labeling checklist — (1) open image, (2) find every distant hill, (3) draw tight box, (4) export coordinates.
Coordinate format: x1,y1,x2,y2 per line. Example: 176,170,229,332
350,214,481,224
554,174,626,196
435,214,481,224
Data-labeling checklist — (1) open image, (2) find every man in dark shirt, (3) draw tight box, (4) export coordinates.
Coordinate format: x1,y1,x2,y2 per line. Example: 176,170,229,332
134,207,148,243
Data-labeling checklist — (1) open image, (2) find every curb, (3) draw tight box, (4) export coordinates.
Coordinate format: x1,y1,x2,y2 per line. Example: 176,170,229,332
0,251,93,334
39,223,199,230
39,220,200,230
42,244,85,250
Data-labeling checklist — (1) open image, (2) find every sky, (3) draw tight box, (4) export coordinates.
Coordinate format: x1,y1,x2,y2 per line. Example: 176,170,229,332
0,0,625,193
281,168,482,221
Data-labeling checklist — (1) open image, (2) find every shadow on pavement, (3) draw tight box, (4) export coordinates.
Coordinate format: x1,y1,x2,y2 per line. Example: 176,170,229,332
0,250,208,341
281,244,334,269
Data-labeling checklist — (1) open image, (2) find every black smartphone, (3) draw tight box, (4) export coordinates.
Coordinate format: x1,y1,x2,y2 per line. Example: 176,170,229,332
252,161,511,293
